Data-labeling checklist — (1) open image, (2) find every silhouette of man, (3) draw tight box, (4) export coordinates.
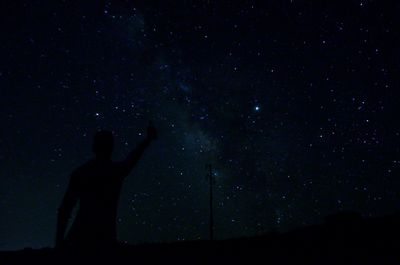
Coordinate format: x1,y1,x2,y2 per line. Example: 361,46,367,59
55,123,157,249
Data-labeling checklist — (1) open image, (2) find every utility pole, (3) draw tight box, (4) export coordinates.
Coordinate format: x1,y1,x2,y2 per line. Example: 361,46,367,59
207,164,214,241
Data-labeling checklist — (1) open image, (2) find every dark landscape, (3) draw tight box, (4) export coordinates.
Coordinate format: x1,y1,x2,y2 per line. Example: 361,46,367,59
2,211,400,265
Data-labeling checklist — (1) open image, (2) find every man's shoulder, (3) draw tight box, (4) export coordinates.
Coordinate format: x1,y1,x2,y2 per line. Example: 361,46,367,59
71,160,96,176
71,159,121,175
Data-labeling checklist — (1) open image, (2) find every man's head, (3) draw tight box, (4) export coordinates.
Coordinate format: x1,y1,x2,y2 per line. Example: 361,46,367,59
92,130,114,159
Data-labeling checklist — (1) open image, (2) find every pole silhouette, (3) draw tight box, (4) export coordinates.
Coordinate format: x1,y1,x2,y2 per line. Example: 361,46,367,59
207,164,214,241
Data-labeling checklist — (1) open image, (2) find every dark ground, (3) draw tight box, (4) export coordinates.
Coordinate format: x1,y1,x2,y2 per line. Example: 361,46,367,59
1,211,400,265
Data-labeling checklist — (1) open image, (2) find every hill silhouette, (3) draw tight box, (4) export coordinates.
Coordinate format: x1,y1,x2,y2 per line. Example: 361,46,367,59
1,211,399,265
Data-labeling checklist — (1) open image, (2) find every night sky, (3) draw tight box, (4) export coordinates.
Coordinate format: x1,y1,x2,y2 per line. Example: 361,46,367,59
1,1,400,250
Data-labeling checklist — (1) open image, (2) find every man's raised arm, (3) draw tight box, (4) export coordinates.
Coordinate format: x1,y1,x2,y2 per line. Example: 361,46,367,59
120,122,157,176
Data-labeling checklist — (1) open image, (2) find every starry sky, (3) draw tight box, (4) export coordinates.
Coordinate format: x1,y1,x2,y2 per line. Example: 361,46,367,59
1,0,400,250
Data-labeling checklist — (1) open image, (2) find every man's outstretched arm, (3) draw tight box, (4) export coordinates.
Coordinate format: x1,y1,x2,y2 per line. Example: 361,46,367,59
120,123,157,176
55,174,79,248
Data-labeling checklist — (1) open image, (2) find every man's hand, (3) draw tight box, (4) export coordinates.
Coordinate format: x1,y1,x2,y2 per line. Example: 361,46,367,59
146,122,157,141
